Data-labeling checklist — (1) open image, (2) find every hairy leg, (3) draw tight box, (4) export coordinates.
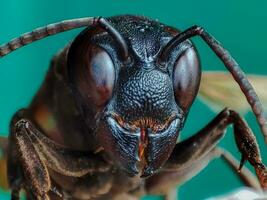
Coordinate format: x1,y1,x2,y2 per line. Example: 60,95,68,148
166,108,267,188
7,110,110,199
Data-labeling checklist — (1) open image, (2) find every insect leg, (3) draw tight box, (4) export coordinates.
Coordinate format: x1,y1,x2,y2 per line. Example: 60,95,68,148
146,148,260,200
145,109,264,199
8,119,51,200
16,119,110,177
8,109,110,199
164,108,267,188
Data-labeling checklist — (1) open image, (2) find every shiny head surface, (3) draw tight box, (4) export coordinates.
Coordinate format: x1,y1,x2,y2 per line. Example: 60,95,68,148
67,15,201,177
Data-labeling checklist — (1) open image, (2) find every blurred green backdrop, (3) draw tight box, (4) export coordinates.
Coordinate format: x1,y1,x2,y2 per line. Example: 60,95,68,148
0,0,267,199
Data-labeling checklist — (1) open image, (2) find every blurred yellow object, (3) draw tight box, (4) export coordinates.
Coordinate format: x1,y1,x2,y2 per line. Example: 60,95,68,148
199,72,267,113
0,157,8,190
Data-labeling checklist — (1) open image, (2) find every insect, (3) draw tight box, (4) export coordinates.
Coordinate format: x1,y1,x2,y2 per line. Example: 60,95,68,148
0,15,267,200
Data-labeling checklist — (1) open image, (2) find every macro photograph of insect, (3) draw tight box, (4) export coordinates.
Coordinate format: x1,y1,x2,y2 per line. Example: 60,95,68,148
1,1,267,200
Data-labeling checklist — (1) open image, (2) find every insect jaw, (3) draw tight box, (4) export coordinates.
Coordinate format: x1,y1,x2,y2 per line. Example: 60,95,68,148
138,127,149,168
141,118,180,177
98,112,180,177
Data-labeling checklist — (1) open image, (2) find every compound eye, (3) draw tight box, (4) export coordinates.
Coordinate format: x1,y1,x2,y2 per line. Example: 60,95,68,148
88,45,115,105
173,48,201,112
76,45,115,107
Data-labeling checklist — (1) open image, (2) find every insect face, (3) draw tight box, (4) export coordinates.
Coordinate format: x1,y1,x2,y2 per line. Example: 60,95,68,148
1,14,267,199
68,16,201,177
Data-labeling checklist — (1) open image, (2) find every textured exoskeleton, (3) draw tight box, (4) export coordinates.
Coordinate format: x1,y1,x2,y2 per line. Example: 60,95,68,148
0,15,267,200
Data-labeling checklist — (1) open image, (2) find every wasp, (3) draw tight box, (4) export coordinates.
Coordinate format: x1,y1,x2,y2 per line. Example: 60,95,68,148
0,15,267,200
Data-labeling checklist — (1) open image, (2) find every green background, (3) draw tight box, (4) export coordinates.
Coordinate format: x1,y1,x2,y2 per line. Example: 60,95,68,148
0,0,267,199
